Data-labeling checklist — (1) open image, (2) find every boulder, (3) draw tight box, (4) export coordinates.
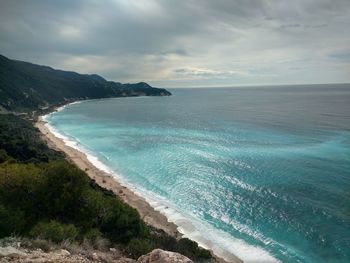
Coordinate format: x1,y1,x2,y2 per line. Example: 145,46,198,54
138,249,193,263
60,249,71,256
0,246,27,257
115,258,137,263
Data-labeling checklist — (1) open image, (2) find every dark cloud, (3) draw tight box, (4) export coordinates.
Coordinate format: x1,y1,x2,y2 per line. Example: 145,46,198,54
305,24,328,28
330,50,350,61
0,0,349,87
279,24,301,29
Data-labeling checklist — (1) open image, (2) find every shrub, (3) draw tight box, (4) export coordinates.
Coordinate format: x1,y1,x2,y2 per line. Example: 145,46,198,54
126,238,153,258
29,220,79,243
92,237,111,251
0,162,47,227
0,205,26,238
84,228,102,242
99,196,150,244
0,114,62,162
22,238,55,252
149,227,177,252
177,238,212,261
43,161,89,220
0,149,10,163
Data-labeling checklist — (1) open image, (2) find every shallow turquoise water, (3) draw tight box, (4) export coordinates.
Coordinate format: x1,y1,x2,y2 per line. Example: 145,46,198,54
47,85,350,263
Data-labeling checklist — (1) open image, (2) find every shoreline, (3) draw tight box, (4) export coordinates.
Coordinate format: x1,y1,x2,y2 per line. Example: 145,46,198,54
35,119,181,238
35,108,243,263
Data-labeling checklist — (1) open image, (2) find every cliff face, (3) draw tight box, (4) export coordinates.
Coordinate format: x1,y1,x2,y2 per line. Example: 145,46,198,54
0,54,171,112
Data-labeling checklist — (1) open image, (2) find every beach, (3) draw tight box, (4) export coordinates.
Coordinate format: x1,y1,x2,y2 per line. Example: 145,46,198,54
35,117,242,263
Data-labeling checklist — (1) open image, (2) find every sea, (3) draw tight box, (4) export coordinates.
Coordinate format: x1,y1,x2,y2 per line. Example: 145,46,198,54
44,84,350,263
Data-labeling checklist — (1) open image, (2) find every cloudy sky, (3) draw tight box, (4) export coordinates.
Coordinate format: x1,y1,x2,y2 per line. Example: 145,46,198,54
0,0,349,87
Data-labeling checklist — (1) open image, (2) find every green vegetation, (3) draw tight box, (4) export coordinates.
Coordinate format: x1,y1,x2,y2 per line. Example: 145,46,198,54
0,114,212,262
29,221,79,243
0,54,171,112
0,114,63,162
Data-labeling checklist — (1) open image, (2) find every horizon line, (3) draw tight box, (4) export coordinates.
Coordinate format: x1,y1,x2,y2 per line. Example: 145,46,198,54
159,82,350,89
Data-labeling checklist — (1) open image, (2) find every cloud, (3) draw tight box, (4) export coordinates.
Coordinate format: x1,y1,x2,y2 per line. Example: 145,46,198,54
280,24,301,29
279,23,329,30
330,50,350,61
173,67,249,79
0,0,349,87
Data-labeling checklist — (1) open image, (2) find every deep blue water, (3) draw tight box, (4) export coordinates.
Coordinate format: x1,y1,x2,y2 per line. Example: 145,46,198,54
47,84,350,263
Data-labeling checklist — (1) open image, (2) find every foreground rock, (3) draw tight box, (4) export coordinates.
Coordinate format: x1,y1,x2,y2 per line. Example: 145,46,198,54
0,246,27,258
0,246,134,263
138,249,193,263
0,245,193,263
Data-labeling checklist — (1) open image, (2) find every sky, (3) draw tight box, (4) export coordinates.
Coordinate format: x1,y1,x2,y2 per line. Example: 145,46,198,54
0,0,349,88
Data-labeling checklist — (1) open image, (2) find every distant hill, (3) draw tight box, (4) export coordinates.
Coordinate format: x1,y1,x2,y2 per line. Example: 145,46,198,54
0,54,171,112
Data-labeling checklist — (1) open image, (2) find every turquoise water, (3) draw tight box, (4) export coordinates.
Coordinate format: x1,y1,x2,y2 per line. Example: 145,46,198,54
46,84,350,263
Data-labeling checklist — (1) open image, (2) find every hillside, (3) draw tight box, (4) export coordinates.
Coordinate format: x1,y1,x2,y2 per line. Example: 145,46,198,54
0,54,171,112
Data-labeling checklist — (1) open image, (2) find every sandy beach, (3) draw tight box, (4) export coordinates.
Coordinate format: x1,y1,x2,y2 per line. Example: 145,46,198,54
35,118,242,263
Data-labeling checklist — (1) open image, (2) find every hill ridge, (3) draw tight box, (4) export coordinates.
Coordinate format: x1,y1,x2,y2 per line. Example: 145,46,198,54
0,54,171,112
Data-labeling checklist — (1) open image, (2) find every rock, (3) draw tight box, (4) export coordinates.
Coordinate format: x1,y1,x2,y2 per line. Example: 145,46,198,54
138,249,193,263
110,248,117,252
0,246,27,258
87,251,100,261
115,258,137,263
92,252,99,260
60,249,71,256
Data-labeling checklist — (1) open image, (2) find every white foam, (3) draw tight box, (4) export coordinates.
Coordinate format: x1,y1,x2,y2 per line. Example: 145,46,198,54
43,120,114,176
44,111,280,263
43,100,84,118
69,101,84,105
140,197,280,263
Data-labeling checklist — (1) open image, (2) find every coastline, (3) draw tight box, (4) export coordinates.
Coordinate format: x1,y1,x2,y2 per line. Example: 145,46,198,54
35,119,181,237
35,113,242,263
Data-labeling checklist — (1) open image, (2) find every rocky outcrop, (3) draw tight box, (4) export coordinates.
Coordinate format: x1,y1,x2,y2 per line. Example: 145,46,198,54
0,244,192,263
138,249,193,263
0,246,27,258
0,246,135,263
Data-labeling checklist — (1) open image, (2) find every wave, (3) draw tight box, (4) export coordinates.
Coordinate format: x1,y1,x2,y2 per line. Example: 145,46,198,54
44,111,280,263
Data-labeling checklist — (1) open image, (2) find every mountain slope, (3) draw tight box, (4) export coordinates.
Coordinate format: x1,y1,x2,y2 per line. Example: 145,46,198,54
0,54,171,111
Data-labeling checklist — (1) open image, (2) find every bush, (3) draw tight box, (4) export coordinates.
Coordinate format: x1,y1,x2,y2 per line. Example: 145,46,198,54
126,238,153,258
29,220,79,243
0,114,62,162
0,205,25,238
92,237,111,251
177,238,212,261
43,161,89,220
22,238,55,252
0,160,150,244
0,149,10,163
99,196,150,244
0,162,47,227
84,228,102,242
